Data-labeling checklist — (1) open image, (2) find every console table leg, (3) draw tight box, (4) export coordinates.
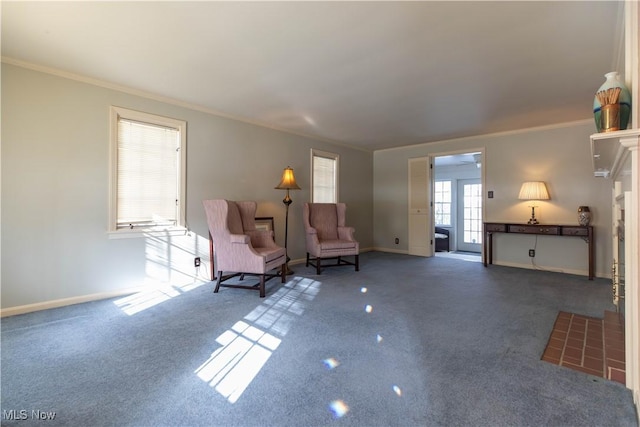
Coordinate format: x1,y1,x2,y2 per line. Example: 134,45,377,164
588,228,594,280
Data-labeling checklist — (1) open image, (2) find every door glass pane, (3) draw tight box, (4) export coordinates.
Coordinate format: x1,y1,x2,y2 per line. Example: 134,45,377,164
463,183,482,244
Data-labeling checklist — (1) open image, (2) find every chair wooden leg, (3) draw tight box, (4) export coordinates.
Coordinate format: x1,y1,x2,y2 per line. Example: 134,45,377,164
316,257,321,275
214,271,223,293
281,264,286,283
355,254,359,271
259,275,266,298
306,253,310,267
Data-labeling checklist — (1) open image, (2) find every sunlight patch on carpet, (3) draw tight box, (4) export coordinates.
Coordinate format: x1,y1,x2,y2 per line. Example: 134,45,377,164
113,280,207,315
195,277,321,403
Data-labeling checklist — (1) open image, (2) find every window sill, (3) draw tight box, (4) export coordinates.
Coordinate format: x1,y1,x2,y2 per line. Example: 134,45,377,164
107,226,188,239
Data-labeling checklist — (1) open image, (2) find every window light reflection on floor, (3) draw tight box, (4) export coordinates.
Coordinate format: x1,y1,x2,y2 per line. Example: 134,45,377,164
114,281,207,315
393,385,403,397
323,357,340,370
195,277,321,403
114,231,211,315
329,400,349,418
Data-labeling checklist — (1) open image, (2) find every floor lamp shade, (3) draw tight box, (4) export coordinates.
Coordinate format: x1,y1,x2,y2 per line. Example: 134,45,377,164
518,181,550,225
275,167,301,192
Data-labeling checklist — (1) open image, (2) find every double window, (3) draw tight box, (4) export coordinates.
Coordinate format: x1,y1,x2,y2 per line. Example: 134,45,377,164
109,107,186,235
311,149,339,203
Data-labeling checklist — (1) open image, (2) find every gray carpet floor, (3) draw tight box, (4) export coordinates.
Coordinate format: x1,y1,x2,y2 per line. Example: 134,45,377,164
1,252,637,426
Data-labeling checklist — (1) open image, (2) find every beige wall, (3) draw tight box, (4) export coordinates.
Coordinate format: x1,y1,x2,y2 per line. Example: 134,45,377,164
1,63,373,310
373,122,613,278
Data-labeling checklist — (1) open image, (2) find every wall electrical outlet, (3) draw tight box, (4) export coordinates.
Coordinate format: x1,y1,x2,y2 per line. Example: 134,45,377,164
395,237,399,244
194,257,201,267
528,249,535,257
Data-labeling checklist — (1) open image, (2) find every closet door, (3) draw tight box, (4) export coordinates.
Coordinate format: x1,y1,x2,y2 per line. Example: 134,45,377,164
408,157,433,257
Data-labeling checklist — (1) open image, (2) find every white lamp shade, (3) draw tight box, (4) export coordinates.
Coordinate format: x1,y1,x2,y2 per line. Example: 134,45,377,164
518,181,550,200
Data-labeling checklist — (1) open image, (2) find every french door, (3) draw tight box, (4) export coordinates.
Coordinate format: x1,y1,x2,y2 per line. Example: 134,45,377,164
456,179,482,253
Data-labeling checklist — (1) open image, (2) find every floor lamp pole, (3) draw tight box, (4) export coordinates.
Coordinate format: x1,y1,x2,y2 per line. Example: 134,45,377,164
282,189,293,275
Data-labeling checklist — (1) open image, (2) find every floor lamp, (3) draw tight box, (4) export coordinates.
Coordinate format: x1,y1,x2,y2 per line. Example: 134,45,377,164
275,166,300,275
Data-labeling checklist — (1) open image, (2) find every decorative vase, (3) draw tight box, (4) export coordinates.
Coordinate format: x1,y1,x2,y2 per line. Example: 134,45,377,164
578,206,591,226
593,72,632,133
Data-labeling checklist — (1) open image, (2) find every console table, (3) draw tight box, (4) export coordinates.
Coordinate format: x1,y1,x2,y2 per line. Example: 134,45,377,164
483,223,594,280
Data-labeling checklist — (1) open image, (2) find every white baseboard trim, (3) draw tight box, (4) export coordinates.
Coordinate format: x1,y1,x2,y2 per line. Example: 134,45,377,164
1,250,599,317
491,260,593,278
1,250,379,317
373,247,409,255
0,288,141,318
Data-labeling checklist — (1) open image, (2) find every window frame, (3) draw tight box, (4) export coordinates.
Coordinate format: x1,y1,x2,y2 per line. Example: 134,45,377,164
434,180,452,227
108,106,187,238
310,149,339,203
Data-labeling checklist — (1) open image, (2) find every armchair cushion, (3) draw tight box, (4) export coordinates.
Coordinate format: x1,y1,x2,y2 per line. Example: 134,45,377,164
255,247,286,263
319,240,357,251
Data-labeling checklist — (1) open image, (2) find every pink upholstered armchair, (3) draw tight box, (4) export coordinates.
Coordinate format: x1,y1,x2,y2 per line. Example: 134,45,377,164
303,203,359,275
203,200,286,297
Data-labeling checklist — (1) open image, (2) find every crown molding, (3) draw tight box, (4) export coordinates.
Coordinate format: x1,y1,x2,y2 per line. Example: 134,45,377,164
1,56,372,153
376,119,595,153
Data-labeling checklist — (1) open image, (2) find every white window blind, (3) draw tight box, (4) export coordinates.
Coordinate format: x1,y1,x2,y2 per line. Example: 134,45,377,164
117,119,179,228
109,107,186,234
312,151,338,203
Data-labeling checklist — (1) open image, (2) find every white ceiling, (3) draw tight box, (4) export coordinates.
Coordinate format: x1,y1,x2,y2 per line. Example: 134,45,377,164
434,152,481,168
1,1,624,151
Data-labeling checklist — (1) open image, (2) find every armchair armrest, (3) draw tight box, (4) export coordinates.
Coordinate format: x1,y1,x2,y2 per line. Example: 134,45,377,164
337,226,356,241
230,234,250,244
305,226,320,249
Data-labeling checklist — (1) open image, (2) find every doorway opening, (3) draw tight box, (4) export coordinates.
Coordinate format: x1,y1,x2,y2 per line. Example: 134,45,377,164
433,151,483,262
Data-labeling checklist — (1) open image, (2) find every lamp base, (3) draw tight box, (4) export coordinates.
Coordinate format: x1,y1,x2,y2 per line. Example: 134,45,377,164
527,206,539,225
284,263,294,276
280,255,293,276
